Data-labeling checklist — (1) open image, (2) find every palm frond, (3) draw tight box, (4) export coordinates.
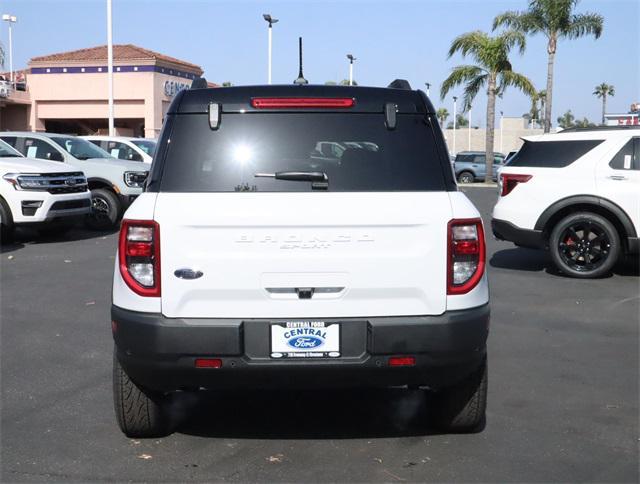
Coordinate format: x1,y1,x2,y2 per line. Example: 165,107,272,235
447,31,488,60
440,65,487,100
497,70,536,98
461,74,488,112
566,12,604,39
498,30,527,55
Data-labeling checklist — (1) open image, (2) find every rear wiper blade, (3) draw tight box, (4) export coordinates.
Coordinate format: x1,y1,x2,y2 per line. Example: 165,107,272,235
254,171,329,189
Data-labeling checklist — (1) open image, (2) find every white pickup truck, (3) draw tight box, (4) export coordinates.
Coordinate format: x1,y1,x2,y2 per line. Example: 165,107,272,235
0,139,91,240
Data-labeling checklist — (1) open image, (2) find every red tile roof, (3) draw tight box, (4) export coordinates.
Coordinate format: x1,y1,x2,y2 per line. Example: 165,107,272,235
30,44,203,74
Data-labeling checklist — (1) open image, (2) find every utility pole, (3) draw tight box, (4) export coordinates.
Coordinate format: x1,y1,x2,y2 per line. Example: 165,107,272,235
468,105,472,151
107,0,114,136
452,96,458,155
2,14,17,86
346,54,356,86
263,14,278,84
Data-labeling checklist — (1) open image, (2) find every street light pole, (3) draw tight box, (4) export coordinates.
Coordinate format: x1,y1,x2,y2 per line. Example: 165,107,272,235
263,14,278,84
425,82,431,97
347,54,356,86
500,111,504,153
468,105,472,151
2,14,17,86
453,96,458,155
107,0,114,136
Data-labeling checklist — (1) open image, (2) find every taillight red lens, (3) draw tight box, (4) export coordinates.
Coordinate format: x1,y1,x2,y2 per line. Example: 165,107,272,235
447,218,485,295
250,97,355,109
500,174,532,196
118,219,161,297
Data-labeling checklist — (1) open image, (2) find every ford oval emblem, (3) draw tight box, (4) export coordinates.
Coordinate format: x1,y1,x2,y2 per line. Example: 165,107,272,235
174,268,203,280
287,336,323,349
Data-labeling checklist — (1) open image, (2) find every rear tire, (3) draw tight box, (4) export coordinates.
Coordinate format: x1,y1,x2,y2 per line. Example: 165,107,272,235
549,212,620,278
86,188,121,230
457,171,475,184
430,358,487,433
0,197,15,243
113,350,170,438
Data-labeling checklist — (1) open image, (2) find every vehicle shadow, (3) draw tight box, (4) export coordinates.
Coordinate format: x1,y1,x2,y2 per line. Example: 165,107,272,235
172,387,445,439
489,247,551,273
0,226,117,253
490,247,639,277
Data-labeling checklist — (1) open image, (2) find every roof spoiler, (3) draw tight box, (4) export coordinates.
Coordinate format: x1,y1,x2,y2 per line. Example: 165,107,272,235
387,79,412,90
191,77,208,89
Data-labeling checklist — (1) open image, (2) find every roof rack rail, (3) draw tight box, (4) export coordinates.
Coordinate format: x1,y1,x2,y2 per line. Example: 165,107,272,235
191,77,208,89
387,79,412,90
559,125,639,133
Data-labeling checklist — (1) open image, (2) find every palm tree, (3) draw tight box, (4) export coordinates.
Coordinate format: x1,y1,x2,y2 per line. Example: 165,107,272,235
494,0,604,133
436,108,449,127
0,43,4,69
557,109,575,129
441,30,535,182
593,83,615,125
537,89,547,127
528,91,541,125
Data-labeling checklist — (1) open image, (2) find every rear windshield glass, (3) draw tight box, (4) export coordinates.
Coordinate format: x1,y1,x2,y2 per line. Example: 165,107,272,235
508,139,603,168
159,113,446,192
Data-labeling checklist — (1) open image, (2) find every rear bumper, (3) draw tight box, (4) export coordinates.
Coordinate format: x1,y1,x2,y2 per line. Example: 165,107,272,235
112,304,490,392
492,218,546,249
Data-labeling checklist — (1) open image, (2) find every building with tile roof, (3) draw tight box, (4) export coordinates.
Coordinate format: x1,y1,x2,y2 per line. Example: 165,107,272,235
0,44,207,138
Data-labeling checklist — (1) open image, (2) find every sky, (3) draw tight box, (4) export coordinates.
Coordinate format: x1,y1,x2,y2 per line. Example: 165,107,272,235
1,0,638,127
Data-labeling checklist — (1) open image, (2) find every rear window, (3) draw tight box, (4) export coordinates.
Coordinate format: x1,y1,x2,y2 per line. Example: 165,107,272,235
159,113,447,192
508,139,603,168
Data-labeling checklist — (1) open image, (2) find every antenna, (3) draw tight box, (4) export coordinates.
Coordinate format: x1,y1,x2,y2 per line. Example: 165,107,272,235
293,37,308,85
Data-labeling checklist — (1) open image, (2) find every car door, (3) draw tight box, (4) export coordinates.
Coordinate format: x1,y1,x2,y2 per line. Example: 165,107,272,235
595,137,640,232
473,155,486,179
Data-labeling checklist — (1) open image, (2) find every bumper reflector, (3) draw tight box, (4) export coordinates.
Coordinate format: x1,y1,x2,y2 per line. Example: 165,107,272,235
388,356,416,367
195,358,222,369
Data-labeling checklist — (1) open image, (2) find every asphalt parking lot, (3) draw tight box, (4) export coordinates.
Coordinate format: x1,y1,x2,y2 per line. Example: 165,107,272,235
1,187,638,483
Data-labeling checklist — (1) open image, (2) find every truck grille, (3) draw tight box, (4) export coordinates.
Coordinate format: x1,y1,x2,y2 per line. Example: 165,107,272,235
14,172,89,194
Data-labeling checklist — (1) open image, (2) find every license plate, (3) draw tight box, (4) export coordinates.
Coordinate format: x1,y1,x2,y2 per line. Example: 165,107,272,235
270,321,340,358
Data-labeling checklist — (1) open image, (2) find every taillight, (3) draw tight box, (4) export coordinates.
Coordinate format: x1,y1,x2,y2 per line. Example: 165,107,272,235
500,173,532,196
118,219,161,297
447,218,485,295
250,97,355,109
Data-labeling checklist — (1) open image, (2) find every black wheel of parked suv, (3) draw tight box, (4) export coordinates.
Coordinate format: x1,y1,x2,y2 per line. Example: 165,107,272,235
550,212,620,278
457,171,474,184
0,196,15,243
113,350,170,438
430,358,487,433
86,188,121,230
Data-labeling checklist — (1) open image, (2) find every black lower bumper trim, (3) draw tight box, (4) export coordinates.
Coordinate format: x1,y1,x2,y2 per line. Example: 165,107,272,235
112,304,490,392
492,218,546,249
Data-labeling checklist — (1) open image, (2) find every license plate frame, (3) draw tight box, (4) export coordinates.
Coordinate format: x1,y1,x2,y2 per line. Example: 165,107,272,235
270,321,341,359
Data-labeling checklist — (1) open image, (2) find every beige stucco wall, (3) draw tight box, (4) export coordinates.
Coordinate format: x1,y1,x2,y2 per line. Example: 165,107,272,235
26,60,196,137
442,117,543,155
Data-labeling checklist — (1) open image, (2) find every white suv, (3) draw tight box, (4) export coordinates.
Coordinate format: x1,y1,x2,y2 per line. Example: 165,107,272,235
0,139,91,240
1,133,149,229
493,127,640,278
82,136,156,164
111,83,490,437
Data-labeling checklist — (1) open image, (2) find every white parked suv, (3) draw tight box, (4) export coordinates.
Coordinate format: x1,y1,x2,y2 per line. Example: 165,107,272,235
82,136,156,164
0,139,91,240
493,126,640,278
111,82,490,437
1,133,149,229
